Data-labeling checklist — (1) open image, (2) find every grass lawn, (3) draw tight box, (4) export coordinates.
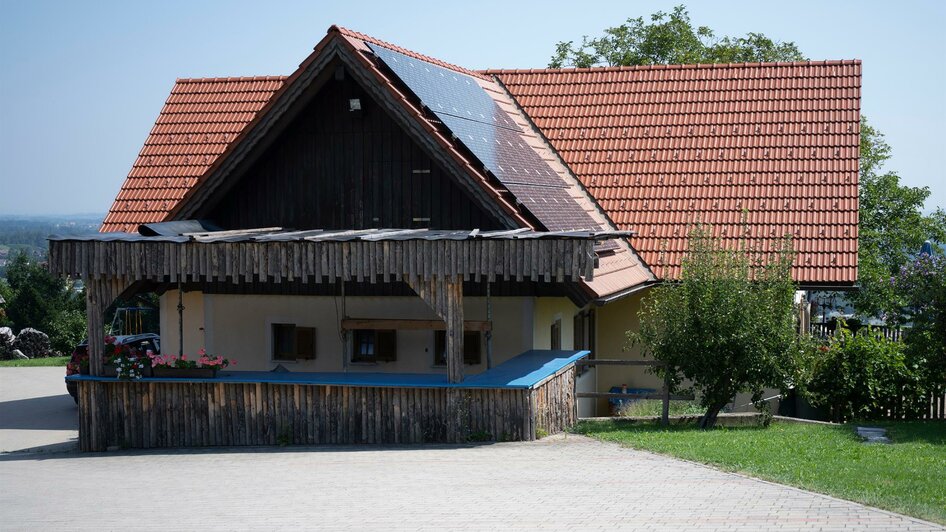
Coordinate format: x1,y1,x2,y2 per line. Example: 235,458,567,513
0,356,70,367
574,419,946,524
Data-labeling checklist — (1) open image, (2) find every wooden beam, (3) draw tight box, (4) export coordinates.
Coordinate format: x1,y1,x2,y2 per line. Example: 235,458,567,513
575,359,666,367
340,319,491,332
47,238,596,284
576,392,695,401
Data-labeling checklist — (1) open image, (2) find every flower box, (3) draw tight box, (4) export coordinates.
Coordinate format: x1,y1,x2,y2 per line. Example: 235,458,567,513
102,363,152,378
152,366,219,379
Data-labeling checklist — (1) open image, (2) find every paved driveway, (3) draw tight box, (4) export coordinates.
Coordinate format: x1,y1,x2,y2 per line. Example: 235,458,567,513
0,367,78,453
1,434,940,530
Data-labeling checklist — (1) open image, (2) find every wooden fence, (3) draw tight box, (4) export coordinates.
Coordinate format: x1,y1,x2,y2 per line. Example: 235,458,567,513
574,360,694,425
810,323,906,342
873,387,946,421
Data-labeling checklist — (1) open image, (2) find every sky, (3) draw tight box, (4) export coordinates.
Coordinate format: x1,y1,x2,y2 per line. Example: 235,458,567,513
1,0,944,217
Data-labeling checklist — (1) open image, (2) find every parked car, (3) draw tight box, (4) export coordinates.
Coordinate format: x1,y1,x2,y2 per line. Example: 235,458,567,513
65,333,160,403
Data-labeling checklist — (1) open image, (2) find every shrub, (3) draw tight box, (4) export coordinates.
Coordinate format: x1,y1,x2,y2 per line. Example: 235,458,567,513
46,307,86,355
805,323,918,422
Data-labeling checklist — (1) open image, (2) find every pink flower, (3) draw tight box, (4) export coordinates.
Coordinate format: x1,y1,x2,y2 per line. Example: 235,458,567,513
198,348,207,356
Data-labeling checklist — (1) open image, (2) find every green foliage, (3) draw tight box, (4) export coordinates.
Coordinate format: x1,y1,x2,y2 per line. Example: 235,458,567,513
627,226,801,428
2,251,87,355
574,420,946,524
549,5,804,68
805,324,919,422
888,253,946,395
46,307,86,355
852,117,946,317
0,278,12,327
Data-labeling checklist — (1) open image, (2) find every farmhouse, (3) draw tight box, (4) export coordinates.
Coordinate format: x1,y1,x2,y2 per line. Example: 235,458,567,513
51,26,859,450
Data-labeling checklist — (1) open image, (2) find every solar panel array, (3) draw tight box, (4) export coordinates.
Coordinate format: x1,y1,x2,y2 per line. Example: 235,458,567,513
368,43,602,232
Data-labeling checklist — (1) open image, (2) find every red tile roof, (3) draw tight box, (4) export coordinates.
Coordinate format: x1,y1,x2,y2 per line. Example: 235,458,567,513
487,62,860,283
101,76,286,232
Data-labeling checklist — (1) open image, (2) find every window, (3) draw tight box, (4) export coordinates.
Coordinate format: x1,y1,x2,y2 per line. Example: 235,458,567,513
550,319,562,350
351,329,397,363
434,330,482,366
272,324,316,361
573,309,596,354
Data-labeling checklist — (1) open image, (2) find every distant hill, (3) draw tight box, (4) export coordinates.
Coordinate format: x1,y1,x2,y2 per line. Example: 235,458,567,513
0,214,103,277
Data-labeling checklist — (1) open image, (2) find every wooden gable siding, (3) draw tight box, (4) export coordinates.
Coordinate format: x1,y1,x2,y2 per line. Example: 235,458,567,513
205,72,503,231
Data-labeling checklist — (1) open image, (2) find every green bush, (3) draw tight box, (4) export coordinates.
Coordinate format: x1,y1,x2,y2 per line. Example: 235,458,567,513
46,307,86,355
805,324,918,422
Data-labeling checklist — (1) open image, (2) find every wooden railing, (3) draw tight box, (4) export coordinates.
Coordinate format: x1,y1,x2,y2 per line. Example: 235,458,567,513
574,359,693,425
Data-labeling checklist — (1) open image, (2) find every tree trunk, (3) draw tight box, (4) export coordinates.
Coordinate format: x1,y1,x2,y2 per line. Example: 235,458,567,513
698,402,727,429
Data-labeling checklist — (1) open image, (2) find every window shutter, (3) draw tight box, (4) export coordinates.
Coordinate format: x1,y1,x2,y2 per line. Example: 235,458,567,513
463,331,481,365
376,330,397,361
295,327,316,359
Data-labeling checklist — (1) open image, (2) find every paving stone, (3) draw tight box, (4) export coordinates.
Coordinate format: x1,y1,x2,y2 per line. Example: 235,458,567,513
0,435,940,530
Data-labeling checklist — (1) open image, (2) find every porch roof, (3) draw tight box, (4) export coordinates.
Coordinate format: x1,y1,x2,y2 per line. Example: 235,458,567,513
48,227,633,284
66,349,590,390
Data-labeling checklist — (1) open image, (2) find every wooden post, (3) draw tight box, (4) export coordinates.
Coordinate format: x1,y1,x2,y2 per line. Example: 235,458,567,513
661,372,671,426
177,279,184,356
444,276,464,384
485,282,493,370
404,274,464,383
84,277,130,376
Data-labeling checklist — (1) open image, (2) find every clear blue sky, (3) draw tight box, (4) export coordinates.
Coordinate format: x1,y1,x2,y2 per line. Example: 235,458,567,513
1,0,944,216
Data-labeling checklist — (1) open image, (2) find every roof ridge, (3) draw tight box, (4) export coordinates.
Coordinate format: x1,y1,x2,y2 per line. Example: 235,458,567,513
175,76,288,83
329,25,490,80
481,59,861,75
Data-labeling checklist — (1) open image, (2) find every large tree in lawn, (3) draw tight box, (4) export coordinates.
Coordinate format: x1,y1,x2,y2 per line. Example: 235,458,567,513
628,228,802,429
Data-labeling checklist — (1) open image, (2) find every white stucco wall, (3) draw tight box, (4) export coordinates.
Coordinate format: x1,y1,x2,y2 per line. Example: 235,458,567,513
159,290,206,357
161,292,534,375
531,297,578,350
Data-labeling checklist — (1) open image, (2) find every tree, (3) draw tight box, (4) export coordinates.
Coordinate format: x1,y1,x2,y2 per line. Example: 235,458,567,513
627,227,804,428
888,252,946,400
549,5,804,68
0,278,12,327
3,251,86,355
850,118,946,317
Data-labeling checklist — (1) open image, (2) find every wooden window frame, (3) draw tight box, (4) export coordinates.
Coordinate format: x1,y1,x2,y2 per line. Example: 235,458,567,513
272,323,317,361
433,330,482,366
351,329,397,363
